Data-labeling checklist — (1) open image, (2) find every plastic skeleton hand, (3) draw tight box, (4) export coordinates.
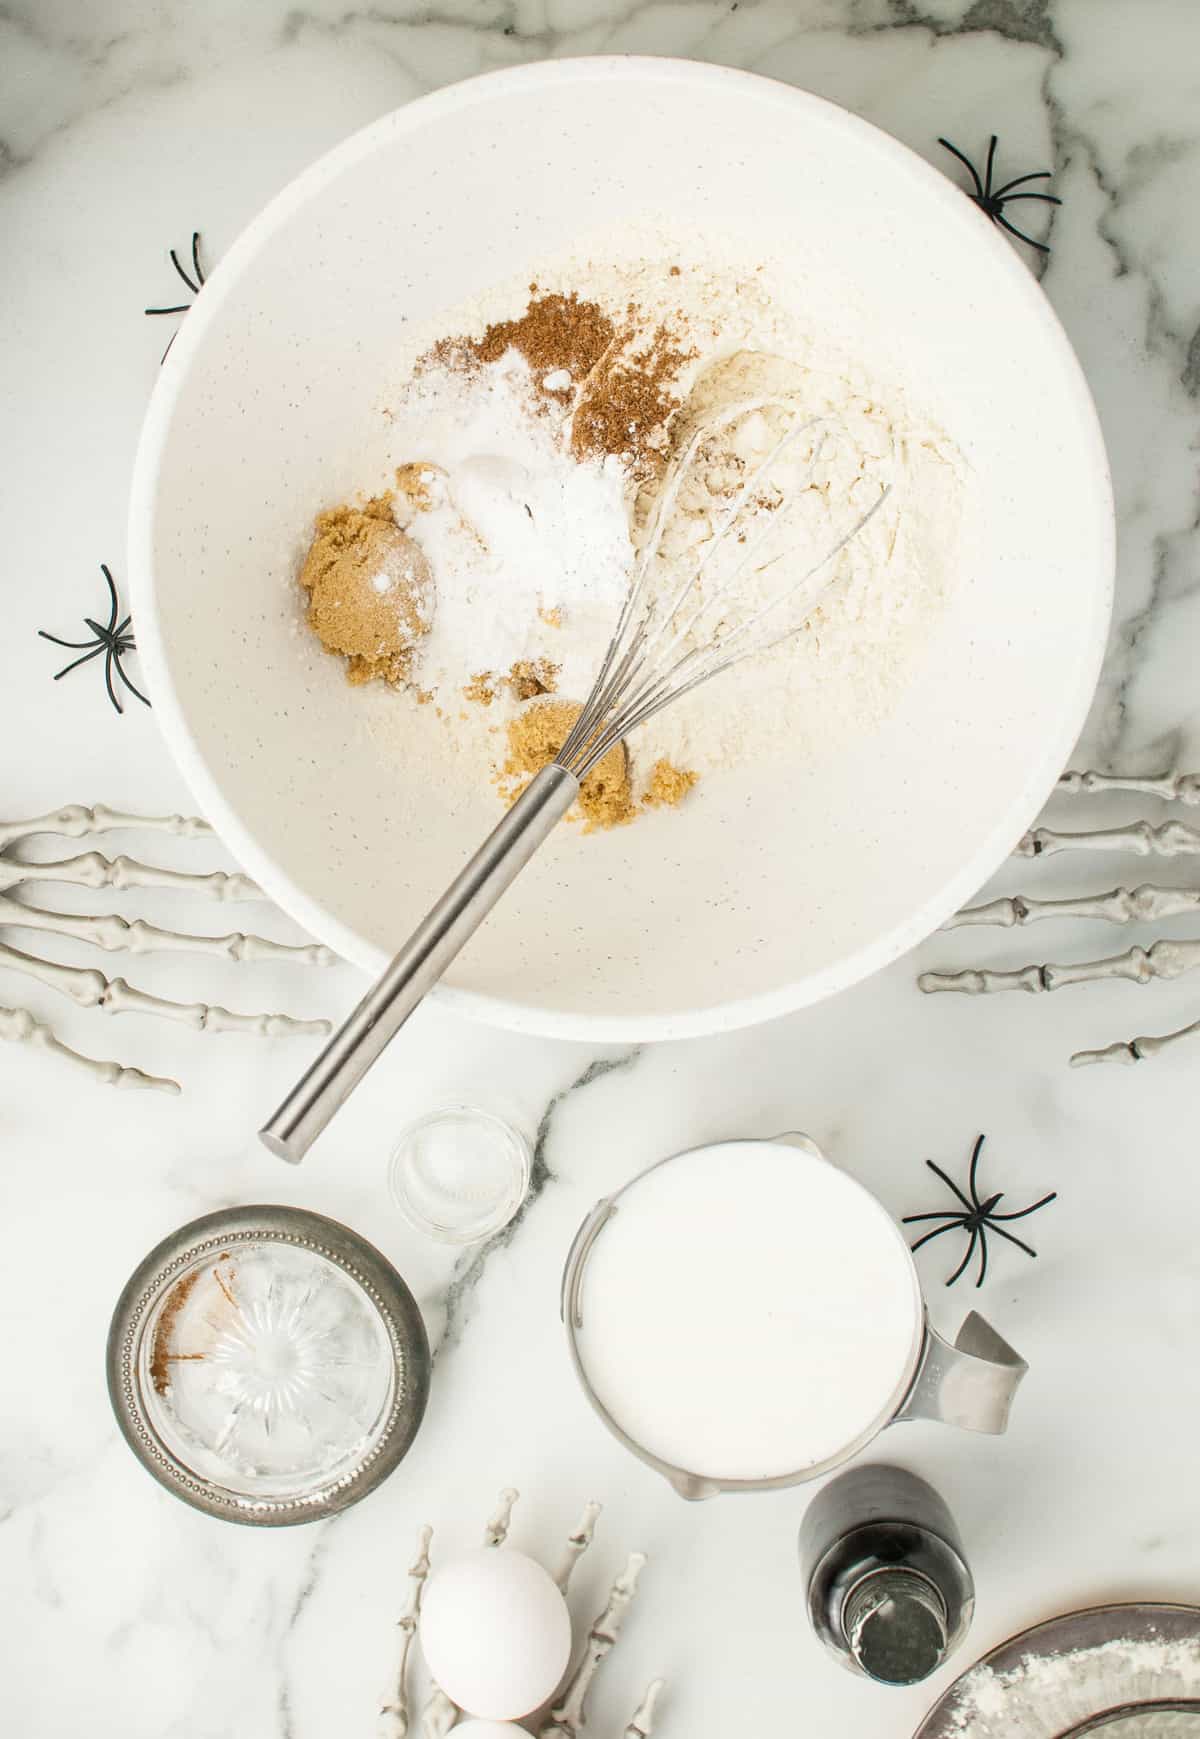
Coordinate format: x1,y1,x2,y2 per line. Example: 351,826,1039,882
378,1490,665,1739
0,805,332,1094
918,768,1200,1067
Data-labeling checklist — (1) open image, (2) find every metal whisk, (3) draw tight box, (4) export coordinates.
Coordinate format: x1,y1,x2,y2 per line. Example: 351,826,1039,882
261,398,889,1162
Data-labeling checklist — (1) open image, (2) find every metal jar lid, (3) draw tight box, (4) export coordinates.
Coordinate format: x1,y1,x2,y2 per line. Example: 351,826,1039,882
107,1204,431,1526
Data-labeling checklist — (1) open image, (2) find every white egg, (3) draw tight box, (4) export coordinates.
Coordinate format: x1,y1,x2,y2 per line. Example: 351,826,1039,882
453,1725,530,1738
420,1547,572,1720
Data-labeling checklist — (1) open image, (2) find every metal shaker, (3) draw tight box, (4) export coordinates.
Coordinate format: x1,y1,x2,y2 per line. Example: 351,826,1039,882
800,1464,974,1686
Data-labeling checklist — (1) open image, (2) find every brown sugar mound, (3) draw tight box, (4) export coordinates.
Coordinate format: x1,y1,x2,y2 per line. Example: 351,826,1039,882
642,759,699,809
506,658,559,701
393,462,440,515
300,495,433,686
464,658,560,708
500,699,635,832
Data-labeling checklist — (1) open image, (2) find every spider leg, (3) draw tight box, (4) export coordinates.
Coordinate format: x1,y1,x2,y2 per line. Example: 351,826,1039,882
937,138,985,201
987,1223,1040,1260
967,1133,986,1209
991,169,1053,196
975,1228,989,1287
112,650,151,709
100,564,120,636
49,645,105,680
144,303,191,316
999,192,1063,207
169,246,201,297
995,210,1051,253
984,135,998,198
191,231,205,287
902,1210,968,1224
908,1219,965,1254
989,1190,1058,1221
102,646,123,715
160,330,178,364
38,630,102,651
946,1227,978,1287
925,1158,975,1213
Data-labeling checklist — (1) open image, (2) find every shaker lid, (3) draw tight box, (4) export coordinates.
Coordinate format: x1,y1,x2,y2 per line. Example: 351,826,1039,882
844,1567,950,1686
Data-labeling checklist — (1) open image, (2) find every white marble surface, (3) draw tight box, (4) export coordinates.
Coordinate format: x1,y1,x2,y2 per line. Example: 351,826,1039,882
4,3,1200,1735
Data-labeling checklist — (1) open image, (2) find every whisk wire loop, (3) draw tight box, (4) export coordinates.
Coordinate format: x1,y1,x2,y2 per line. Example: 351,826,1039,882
557,398,891,779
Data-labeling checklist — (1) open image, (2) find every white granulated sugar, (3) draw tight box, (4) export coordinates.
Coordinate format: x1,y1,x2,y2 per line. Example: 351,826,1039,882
368,224,968,793
940,1634,1200,1736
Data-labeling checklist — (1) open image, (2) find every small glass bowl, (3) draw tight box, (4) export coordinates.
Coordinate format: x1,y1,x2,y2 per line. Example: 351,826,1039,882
107,1205,431,1525
389,1105,532,1244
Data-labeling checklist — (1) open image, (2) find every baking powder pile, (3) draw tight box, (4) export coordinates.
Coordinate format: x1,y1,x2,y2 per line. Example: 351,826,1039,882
298,226,968,824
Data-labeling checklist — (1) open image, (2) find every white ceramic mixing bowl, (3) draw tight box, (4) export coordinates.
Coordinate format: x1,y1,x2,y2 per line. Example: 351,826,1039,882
129,57,1113,1041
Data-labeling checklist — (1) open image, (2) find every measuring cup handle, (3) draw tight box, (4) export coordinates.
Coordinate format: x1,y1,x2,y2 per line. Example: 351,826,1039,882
894,1311,1028,1435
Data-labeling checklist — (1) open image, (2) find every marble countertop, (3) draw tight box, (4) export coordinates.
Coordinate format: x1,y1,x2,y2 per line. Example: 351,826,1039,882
4,3,1200,1735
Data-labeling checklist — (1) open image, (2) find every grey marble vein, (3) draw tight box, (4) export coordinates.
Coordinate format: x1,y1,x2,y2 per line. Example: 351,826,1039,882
273,1518,341,1739
434,1048,641,1357
858,0,1060,50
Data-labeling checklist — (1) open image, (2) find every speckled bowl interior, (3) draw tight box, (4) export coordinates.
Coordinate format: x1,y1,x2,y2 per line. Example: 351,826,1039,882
129,57,1113,1040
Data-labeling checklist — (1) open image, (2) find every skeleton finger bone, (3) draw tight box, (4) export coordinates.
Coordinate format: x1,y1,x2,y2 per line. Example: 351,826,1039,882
624,1681,665,1739
0,850,260,899
483,1488,519,1547
0,1002,179,1092
0,940,330,1035
0,892,332,963
920,936,1200,997
1072,1015,1200,1068
944,882,1200,930
1058,768,1200,804
0,804,213,851
539,1552,648,1739
555,1501,602,1593
1016,820,1200,859
378,1525,432,1739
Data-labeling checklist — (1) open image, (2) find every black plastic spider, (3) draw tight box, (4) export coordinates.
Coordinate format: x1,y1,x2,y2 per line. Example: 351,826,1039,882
38,564,150,714
145,231,206,360
902,1134,1056,1289
938,135,1062,254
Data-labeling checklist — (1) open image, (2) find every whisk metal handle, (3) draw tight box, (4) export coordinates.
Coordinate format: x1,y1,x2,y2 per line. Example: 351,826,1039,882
259,763,579,1164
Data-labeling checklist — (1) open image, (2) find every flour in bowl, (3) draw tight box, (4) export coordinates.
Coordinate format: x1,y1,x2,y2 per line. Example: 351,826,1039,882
296,227,968,829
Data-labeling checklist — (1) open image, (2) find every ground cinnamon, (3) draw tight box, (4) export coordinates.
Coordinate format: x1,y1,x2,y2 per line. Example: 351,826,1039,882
569,319,692,472
149,1267,200,1396
434,292,691,474
473,291,616,384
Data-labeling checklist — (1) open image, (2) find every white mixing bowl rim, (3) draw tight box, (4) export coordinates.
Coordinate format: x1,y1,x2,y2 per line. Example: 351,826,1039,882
128,54,1115,1043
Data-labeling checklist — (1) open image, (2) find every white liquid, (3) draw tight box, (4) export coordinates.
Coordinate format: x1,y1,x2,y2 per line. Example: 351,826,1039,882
575,1140,922,1482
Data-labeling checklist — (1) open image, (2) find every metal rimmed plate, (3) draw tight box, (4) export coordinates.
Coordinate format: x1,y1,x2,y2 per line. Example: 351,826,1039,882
107,1205,431,1526
915,1605,1200,1739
